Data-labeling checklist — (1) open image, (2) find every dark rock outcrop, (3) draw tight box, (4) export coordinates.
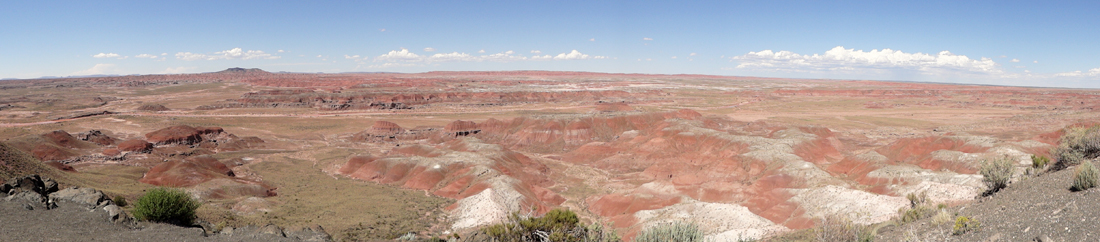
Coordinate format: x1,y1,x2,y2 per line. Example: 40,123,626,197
77,130,118,146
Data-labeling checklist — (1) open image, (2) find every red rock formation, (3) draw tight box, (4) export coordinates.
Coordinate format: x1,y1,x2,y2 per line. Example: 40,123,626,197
30,144,77,161
117,139,153,153
43,161,75,172
370,121,405,134
145,125,224,145
140,156,234,187
876,136,987,174
42,130,81,148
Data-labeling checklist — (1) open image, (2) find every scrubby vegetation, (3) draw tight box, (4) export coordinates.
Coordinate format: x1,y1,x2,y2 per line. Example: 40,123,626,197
1072,160,1099,191
951,216,979,235
1031,155,1050,169
898,192,939,224
812,216,874,242
482,208,620,242
979,156,1014,195
1051,125,1100,171
113,195,128,207
132,187,201,226
634,222,704,242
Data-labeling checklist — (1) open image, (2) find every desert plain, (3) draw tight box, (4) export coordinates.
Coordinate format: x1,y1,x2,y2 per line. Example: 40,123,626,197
2,68,1099,241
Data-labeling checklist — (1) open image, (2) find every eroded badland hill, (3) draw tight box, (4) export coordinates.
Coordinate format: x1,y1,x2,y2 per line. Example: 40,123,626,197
2,69,1099,241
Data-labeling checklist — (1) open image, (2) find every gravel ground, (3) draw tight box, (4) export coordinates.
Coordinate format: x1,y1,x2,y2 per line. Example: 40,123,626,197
877,166,1100,241
0,199,313,242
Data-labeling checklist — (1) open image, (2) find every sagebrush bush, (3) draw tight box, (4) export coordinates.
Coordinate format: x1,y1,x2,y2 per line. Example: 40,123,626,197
951,216,979,235
113,195,128,207
1072,160,1099,191
898,205,936,223
1031,155,1050,169
132,187,200,226
980,156,1014,195
482,208,620,242
813,216,874,242
634,222,704,242
930,210,953,226
1051,126,1100,171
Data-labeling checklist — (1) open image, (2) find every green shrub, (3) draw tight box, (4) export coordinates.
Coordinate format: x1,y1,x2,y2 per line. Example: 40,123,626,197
1051,126,1100,171
1072,160,1099,191
980,156,1014,195
482,208,620,242
113,195,128,207
1031,155,1050,169
132,187,201,226
634,222,704,242
951,216,979,235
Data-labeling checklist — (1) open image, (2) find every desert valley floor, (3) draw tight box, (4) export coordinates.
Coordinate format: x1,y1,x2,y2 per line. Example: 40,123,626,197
2,69,1099,241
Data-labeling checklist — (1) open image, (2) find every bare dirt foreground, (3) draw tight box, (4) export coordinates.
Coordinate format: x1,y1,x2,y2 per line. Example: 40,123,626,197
2,68,1100,241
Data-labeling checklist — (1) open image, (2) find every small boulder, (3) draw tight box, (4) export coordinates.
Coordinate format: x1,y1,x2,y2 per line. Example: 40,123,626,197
42,178,58,194
4,174,45,195
259,224,286,237
6,191,46,204
48,187,108,207
103,204,122,221
285,225,334,242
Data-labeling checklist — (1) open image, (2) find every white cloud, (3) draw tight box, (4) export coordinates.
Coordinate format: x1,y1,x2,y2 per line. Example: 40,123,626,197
70,64,119,76
550,50,607,60
731,46,1001,77
92,53,121,58
160,53,167,56
478,49,486,53
1034,60,1039,63
1011,58,1020,62
135,54,158,59
530,50,542,54
213,48,279,60
643,37,653,41
999,55,1007,58
161,67,196,74
344,55,361,59
424,47,436,52
368,62,418,68
380,28,386,32
1054,68,1100,77
175,48,279,61
690,53,697,56
589,38,595,41
672,56,678,59
277,50,285,53
175,52,207,61
375,48,422,62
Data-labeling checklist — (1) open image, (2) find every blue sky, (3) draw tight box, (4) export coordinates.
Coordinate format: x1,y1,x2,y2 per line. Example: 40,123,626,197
2,1,1099,87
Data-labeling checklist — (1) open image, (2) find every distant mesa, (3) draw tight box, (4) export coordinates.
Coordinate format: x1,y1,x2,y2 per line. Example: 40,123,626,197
216,67,269,74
